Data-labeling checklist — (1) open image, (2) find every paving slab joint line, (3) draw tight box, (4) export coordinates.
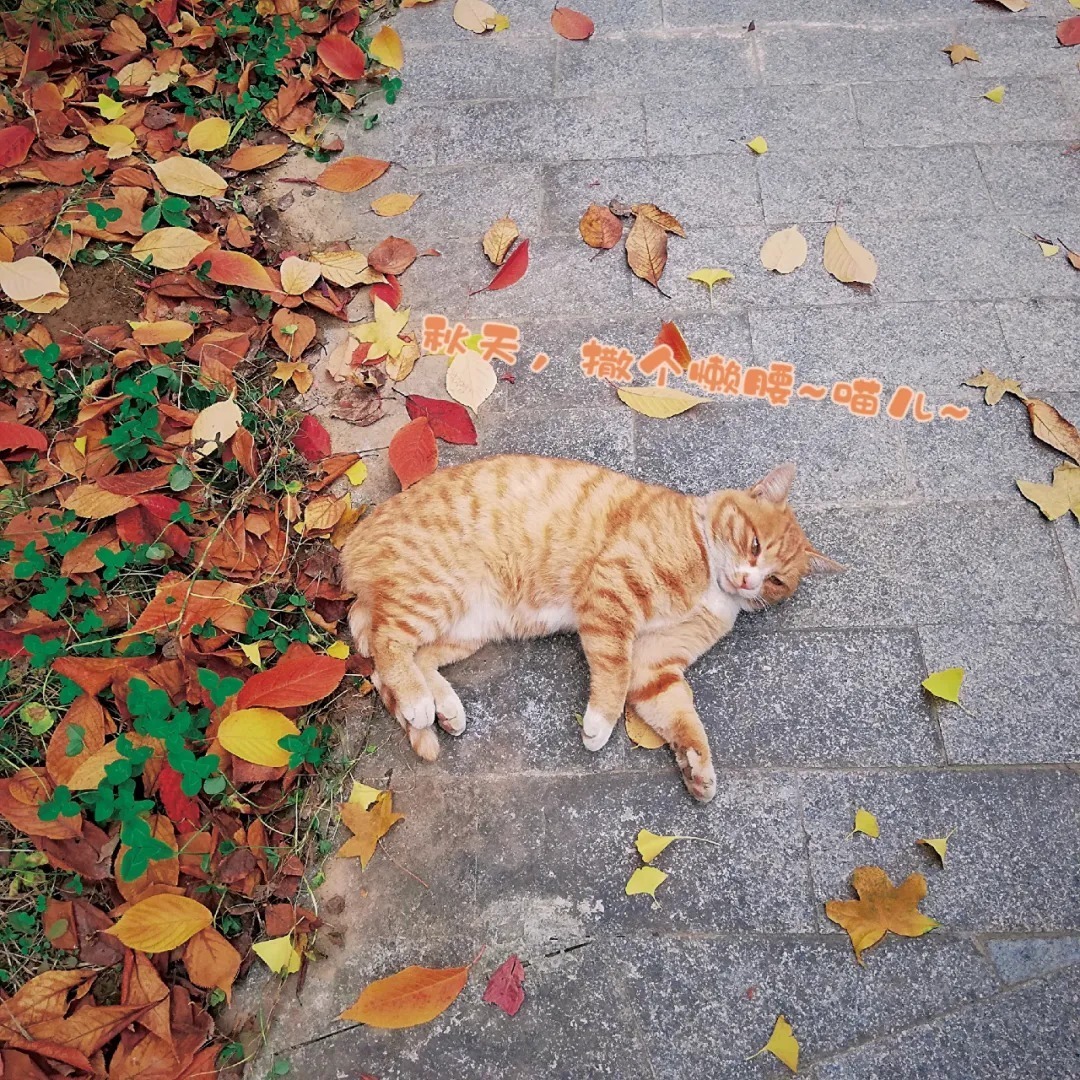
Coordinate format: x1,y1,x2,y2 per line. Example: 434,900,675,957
793,772,824,932
913,627,952,767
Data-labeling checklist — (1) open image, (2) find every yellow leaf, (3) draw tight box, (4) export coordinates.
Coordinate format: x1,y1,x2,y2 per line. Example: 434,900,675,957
746,135,768,155
20,284,69,314
625,865,668,898
239,642,262,669
1037,241,1059,258
326,640,350,659
345,459,368,486
368,24,403,69
760,226,808,274
0,256,61,303
217,707,299,767
491,13,510,29
129,319,194,346
73,436,87,455
749,1015,799,1074
187,117,231,153
963,368,1023,406
635,829,676,863
190,398,243,460
90,123,135,149
339,964,469,1028
109,894,212,954
1017,462,1080,522
625,707,665,749
252,935,302,975
852,808,879,839
823,224,878,285
338,791,404,868
454,0,500,32
984,85,1005,104
616,385,708,419
96,94,125,119
686,267,734,293
917,834,951,866
370,192,420,217
66,740,124,790
351,297,411,361
279,255,322,296
151,156,228,198
446,349,497,411
942,43,980,65
348,781,382,808
310,249,371,287
130,226,213,271
921,667,964,705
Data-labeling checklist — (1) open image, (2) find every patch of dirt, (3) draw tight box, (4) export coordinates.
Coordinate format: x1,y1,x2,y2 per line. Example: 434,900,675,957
41,258,144,338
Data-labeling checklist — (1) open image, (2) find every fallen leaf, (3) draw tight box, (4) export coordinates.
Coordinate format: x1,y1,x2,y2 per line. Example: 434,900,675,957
338,791,404,867
616,385,708,419
186,117,230,152
984,85,1005,103
352,297,411,360
218,707,299,766
823,224,878,285
446,349,498,411
294,414,332,462
1017,462,1080,521
851,808,879,839
151,156,228,197
483,954,525,1016
825,865,939,963
746,135,768,155
236,648,346,708
990,0,1028,9
482,216,519,265
130,226,212,270
318,33,367,79
943,43,980,64
760,226,808,274
349,782,383,808
405,394,478,444
194,249,274,291
331,384,385,425
0,125,35,167
371,193,420,217
327,640,351,659
62,484,138,519
369,24,404,68
312,248,371,287
279,255,322,295
1025,397,1080,464
223,143,290,171
368,235,417,275
190,398,243,459
625,865,668,898
625,707,665,748
388,416,438,489
454,0,501,33
631,203,686,237
687,267,734,293
315,155,390,192
654,321,690,373
579,203,623,249
108,894,212,953
625,215,667,287
635,829,675,863
0,421,47,454
921,667,964,705
1037,240,1059,258
0,256,61,303
749,1015,799,1074
1057,15,1080,45
253,935,303,975
1064,245,1080,270
917,833,952,867
183,927,241,1000
346,459,370,485
551,5,594,39
340,963,469,1028
472,238,529,292
963,368,1023,406
130,320,194,346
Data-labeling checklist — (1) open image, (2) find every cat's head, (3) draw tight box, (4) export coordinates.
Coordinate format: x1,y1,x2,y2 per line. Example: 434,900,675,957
705,463,844,609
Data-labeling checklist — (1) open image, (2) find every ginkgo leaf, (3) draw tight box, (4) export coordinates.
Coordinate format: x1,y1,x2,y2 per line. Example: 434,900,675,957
130,226,213,271
239,641,263,668
109,894,212,953
1037,240,1059,258
151,156,228,198
823,224,878,285
482,216,519,265
446,349,497,411
746,136,768,155
371,193,419,217
984,85,1005,103
351,297,411,360
963,369,1023,406
635,829,676,863
1017,462,1080,521
338,791,404,868
253,935,302,975
369,24,404,69
348,781,383,809
826,865,939,964
345,459,369,485
625,707,665,748
190,398,243,459
454,0,500,33
617,385,708,419
626,865,668,898
340,964,469,1028
921,667,964,705
687,268,734,293
943,43,980,64
217,707,299,766
749,1015,799,1074
626,215,668,287
326,640,351,659
760,226,808,274
279,255,322,295
579,203,623,250
187,117,231,152
0,256,61,303
917,832,953,866
851,808,879,839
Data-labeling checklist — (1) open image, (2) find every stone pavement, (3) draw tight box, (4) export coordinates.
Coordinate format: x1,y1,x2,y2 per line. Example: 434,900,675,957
247,1,1080,1076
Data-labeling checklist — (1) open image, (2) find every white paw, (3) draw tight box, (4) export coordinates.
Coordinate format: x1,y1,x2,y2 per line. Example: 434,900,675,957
400,695,436,729
581,706,615,752
678,748,716,803
436,692,467,736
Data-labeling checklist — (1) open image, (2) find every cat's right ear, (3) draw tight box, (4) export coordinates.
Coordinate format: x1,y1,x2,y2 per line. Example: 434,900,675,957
748,462,796,505
806,550,847,576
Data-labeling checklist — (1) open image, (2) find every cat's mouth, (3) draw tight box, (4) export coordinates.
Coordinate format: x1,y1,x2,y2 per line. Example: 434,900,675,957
720,572,756,597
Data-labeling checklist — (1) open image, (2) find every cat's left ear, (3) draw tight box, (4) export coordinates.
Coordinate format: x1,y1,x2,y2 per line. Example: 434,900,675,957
748,462,796,505
806,549,847,575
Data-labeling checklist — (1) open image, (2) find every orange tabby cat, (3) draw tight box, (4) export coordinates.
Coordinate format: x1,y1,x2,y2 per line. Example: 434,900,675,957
340,455,841,801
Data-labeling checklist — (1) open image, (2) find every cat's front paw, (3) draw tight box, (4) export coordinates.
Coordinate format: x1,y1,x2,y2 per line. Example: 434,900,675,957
679,748,716,803
435,688,467,736
581,706,615,752
399,694,436,729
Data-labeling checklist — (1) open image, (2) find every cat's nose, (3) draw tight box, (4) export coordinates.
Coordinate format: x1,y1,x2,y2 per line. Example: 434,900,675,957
734,572,752,590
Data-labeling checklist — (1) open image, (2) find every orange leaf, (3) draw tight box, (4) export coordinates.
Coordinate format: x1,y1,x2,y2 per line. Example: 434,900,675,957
222,142,290,171
317,33,367,79
339,964,469,1028
654,321,690,373
551,5,594,39
27,1003,154,1058
579,203,622,249
271,309,316,359
0,125,35,168
367,235,417,275
193,249,274,291
338,791,404,868
236,645,346,709
315,155,390,192
183,927,241,1001
470,238,529,294
388,416,437,489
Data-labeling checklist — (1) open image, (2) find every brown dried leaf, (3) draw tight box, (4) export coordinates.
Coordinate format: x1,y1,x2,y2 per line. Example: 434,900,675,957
1026,397,1080,465
631,203,686,238
625,214,668,288
578,203,622,250
963,368,1023,406
482,217,519,265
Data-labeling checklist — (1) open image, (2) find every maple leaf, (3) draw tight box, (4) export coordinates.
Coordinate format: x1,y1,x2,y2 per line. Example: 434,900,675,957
825,866,939,963
352,297,411,360
338,791,404,868
1017,462,1080,521
963,369,1023,406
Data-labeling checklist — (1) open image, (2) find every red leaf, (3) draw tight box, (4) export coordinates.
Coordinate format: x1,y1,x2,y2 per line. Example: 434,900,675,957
335,9,360,33
551,6,594,40
370,273,402,309
317,33,367,79
192,250,274,291
1058,16,1080,46
654,321,691,374
294,414,331,462
405,395,477,446
470,239,529,295
152,0,177,28
236,646,347,709
156,764,200,829
388,417,438,489
0,421,47,454
0,126,35,168
483,954,525,1017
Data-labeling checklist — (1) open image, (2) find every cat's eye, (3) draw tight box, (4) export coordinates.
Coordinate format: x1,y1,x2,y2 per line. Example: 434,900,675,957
751,535,761,556
768,574,784,587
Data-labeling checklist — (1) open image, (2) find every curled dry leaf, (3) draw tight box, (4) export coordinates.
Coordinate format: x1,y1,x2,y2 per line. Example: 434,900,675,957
340,963,469,1028
388,417,438,489
0,256,61,302
760,225,808,274
1017,462,1080,521
279,255,322,296
551,5,595,40
367,235,417,275
330,384,385,426
315,155,390,192
579,203,622,250
482,216,519,265
625,215,668,288
631,203,686,238
823,224,878,285
130,226,212,270
151,156,228,197
963,368,1023,406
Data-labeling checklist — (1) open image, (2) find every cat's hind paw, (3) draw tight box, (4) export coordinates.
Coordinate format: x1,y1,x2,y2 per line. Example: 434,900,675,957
678,748,716,803
408,724,440,761
581,706,615,752
429,673,467,736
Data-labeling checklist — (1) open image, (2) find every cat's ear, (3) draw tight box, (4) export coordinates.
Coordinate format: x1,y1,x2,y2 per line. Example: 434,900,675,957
748,462,796,505
806,549,847,576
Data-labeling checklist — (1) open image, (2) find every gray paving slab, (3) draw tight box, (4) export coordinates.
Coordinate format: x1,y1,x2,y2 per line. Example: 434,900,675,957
995,299,1080,390
976,142,1080,216
949,16,1080,79
399,37,556,102
985,934,1080,984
